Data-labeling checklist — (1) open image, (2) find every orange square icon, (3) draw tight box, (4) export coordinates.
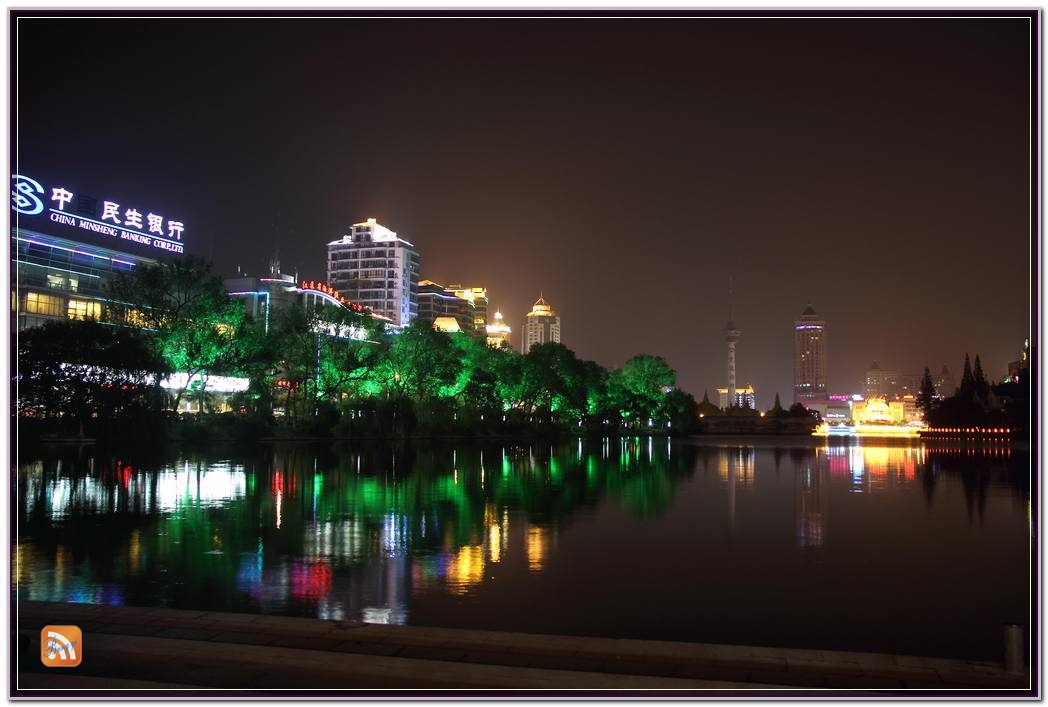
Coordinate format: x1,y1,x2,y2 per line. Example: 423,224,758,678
40,626,82,667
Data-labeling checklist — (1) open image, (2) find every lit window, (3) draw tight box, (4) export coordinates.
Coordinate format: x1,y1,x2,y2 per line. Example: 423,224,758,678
24,291,64,317
67,298,102,321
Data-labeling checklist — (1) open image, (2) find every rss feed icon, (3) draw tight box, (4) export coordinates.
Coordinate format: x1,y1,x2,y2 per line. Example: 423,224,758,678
40,625,82,667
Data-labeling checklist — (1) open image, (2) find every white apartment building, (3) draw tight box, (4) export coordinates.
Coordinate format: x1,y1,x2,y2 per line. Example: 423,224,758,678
326,218,420,327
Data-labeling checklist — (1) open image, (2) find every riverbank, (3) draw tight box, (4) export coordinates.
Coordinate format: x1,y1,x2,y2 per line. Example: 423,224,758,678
12,601,1030,696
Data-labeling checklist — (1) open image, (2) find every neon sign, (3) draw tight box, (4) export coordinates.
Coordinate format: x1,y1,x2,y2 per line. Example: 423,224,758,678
300,280,367,313
11,173,185,254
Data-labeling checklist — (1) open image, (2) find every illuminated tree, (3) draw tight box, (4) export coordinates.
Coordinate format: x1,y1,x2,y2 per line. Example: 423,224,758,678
107,256,254,411
607,354,676,428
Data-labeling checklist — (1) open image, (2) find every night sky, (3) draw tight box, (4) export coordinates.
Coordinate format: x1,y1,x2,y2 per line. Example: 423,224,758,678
13,14,1034,403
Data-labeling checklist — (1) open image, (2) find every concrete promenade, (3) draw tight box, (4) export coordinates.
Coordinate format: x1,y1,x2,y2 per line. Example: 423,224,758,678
12,601,1032,696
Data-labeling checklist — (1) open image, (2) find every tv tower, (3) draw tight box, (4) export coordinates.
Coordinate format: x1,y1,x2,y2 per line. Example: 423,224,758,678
725,277,742,408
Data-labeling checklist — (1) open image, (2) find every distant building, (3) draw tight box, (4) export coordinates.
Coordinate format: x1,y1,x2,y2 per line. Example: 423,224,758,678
485,309,512,348
446,285,488,335
522,295,561,354
326,218,419,327
717,384,756,410
863,362,897,399
417,279,475,333
794,304,827,404
935,364,957,398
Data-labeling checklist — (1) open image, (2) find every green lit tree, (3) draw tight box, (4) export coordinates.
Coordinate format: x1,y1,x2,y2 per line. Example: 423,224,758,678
107,256,254,411
607,354,676,429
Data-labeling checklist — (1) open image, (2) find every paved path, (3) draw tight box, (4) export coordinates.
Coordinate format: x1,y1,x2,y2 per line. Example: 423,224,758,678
12,601,1032,696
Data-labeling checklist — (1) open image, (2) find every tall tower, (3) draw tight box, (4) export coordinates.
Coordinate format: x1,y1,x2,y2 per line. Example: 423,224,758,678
793,303,827,405
522,294,561,354
725,278,742,407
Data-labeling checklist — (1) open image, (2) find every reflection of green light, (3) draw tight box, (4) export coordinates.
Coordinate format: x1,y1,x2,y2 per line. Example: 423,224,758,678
313,473,323,499
248,474,256,495
549,457,562,484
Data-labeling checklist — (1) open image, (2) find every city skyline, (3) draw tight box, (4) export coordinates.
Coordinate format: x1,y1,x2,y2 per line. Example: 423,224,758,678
13,13,1034,401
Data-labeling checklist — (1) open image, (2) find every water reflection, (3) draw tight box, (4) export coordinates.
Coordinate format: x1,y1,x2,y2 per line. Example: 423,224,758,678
13,439,1029,659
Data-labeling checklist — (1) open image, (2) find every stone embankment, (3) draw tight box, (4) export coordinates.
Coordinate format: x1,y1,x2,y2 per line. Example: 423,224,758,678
13,601,1031,696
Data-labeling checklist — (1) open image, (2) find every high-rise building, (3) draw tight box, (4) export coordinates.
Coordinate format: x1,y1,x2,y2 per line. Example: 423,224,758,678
522,295,560,354
485,309,512,348
447,285,488,335
794,304,827,404
863,362,897,399
326,218,419,327
416,279,475,333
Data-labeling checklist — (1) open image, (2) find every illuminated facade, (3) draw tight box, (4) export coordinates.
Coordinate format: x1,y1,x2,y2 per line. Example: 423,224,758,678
485,309,512,348
793,304,827,404
326,218,419,327
11,172,189,332
717,384,756,410
12,229,157,331
446,284,488,335
522,295,561,354
417,279,475,333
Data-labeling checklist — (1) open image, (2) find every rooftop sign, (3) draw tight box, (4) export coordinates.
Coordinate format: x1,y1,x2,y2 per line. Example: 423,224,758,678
300,280,367,314
11,173,185,255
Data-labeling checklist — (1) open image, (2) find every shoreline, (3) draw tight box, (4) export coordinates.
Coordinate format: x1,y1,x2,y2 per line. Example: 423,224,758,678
13,600,1031,695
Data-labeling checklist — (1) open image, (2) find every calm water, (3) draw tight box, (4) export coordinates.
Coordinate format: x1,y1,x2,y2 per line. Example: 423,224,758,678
13,438,1030,660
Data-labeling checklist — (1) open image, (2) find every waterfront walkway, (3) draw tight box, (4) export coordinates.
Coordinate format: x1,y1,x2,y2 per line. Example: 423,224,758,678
12,601,1031,696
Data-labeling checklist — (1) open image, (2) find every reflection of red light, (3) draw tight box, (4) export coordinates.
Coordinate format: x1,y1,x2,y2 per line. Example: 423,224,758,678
272,471,284,495
290,560,332,600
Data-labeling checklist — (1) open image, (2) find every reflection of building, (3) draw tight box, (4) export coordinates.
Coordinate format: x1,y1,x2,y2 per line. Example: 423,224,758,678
485,310,512,348
795,464,827,548
794,304,827,404
522,295,561,354
718,384,756,410
326,218,420,326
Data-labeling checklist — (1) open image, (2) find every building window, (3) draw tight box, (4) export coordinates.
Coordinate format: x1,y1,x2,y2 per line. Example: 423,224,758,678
67,298,102,321
23,291,65,317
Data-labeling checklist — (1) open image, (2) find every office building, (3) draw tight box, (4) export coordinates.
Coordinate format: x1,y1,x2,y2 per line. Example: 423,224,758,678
11,172,182,331
522,295,560,354
417,280,475,333
793,304,827,404
446,285,488,335
326,218,419,327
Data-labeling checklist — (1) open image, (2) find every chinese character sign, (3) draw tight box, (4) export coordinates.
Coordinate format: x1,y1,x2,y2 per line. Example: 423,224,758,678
11,173,186,255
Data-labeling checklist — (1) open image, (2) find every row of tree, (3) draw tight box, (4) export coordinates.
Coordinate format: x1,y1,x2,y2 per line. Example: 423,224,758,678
16,257,700,438
917,353,1029,430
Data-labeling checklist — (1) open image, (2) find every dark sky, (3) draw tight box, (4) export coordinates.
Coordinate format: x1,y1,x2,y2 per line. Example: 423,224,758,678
13,14,1034,403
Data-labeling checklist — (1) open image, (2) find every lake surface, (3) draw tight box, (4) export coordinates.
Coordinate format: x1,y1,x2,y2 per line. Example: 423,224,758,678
12,438,1030,660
